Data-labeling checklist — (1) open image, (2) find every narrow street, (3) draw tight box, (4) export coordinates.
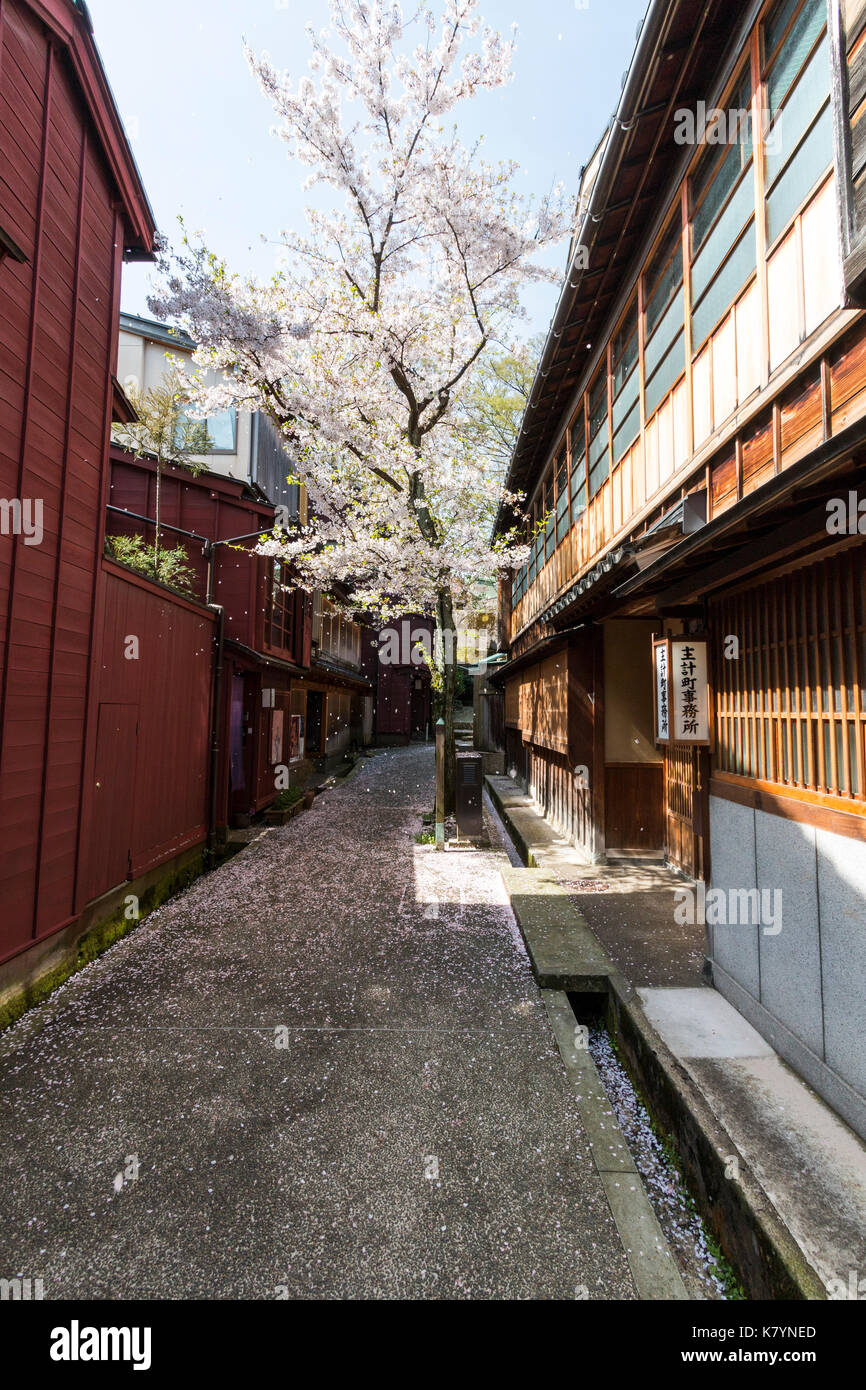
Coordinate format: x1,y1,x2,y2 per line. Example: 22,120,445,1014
0,746,636,1300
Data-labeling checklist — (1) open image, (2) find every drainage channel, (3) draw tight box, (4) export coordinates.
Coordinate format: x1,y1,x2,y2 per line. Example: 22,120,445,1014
569,995,735,1301
483,789,736,1301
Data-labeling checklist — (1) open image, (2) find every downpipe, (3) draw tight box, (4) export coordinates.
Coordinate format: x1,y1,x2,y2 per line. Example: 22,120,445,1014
206,603,225,867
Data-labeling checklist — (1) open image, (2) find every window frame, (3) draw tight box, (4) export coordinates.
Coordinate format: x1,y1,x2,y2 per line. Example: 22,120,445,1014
554,447,570,547
570,405,588,524
587,367,611,500
760,0,830,254
713,548,866,806
688,61,758,354
610,298,641,465
642,215,686,423
267,559,299,657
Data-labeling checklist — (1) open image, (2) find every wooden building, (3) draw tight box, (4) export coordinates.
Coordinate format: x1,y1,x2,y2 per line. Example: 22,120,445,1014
360,615,434,745
106,446,373,828
494,0,866,1138
114,314,431,769
0,0,155,977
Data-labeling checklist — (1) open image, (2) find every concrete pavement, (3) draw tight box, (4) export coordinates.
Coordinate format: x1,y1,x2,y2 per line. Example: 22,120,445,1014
0,745,642,1300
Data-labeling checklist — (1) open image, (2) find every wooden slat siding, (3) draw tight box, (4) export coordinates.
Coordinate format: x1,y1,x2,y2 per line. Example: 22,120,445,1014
852,98,866,183
741,410,775,492
82,566,214,901
0,23,52,951
65,152,120,933
710,447,738,515
851,35,866,122
31,114,87,936
0,0,151,963
780,367,824,467
713,548,866,811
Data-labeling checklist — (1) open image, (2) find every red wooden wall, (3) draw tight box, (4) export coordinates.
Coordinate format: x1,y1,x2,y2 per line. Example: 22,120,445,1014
108,449,275,651
0,0,154,963
81,562,215,903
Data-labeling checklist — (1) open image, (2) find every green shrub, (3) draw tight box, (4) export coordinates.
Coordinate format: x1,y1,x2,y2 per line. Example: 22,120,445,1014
272,785,304,811
106,534,198,597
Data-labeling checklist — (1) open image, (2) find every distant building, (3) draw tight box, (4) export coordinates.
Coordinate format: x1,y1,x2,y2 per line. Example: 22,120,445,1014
117,312,302,518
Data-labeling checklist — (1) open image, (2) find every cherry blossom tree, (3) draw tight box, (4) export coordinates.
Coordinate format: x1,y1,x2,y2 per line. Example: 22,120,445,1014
150,0,567,807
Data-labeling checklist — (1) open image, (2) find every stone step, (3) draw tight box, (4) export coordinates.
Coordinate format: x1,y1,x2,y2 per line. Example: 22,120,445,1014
501,866,615,992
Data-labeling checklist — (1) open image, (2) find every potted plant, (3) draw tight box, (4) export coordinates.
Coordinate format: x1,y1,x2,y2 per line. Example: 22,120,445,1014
265,786,304,825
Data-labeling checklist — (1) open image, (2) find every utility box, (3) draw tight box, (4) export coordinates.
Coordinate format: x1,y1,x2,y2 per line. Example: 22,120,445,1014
455,750,483,838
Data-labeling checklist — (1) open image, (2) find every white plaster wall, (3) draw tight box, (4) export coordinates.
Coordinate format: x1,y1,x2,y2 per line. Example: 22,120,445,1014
117,329,252,486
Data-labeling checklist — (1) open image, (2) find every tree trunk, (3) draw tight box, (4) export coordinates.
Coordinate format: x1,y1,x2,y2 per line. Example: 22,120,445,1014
435,587,457,815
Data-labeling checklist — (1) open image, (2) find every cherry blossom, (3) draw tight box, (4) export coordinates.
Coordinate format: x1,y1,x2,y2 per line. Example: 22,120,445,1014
150,0,568,795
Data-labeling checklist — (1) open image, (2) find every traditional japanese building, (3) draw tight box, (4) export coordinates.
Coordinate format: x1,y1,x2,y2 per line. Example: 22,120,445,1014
493,0,866,1138
106,446,374,826
0,0,156,984
114,313,432,776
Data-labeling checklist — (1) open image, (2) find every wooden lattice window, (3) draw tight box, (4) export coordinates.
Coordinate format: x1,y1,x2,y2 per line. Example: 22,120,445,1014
587,370,610,500
713,548,866,800
644,217,685,421
519,653,569,754
555,449,570,547
315,595,361,667
268,560,298,655
611,300,640,464
762,0,830,248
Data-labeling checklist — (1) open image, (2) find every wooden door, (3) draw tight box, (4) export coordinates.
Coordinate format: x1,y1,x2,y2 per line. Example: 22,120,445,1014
604,764,665,851
664,745,707,878
87,703,138,900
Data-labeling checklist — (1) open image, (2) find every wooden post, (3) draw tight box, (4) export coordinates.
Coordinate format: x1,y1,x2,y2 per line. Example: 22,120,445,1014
435,717,446,849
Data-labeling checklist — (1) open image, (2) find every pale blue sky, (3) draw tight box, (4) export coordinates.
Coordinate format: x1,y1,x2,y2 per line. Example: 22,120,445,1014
88,0,649,338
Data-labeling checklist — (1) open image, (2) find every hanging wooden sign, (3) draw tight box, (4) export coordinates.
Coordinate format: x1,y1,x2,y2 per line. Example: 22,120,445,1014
670,636,712,747
653,636,671,745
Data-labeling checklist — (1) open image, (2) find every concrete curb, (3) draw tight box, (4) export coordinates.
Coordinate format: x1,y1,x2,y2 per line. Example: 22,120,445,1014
502,866,613,992
487,773,828,1301
606,979,827,1301
485,773,542,866
542,990,689,1301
